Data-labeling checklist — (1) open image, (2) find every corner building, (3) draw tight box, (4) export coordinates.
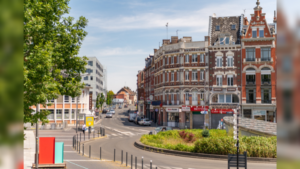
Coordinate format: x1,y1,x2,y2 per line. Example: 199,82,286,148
207,14,243,129
153,36,209,129
241,0,277,122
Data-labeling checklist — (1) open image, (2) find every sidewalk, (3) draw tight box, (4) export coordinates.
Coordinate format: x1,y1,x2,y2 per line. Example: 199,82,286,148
24,130,35,169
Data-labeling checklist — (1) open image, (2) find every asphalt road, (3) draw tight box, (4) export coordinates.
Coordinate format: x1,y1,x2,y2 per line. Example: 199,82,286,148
86,105,277,169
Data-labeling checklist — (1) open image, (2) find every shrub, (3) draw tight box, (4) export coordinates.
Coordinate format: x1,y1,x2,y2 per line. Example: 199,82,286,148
202,130,210,137
184,133,196,143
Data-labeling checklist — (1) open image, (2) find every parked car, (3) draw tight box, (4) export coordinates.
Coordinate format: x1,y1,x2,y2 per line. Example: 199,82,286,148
149,126,172,135
138,118,152,126
119,105,122,109
109,109,115,114
106,113,113,118
128,113,137,122
124,105,128,108
134,116,143,124
102,108,108,114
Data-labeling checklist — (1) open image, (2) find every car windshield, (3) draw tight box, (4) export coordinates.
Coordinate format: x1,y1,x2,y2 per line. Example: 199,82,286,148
154,127,162,131
166,127,172,130
107,113,112,115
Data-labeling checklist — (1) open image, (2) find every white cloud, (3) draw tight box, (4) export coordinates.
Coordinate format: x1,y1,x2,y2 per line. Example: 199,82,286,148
91,47,149,57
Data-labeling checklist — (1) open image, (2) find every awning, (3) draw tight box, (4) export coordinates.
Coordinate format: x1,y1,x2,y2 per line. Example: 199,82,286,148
261,70,271,75
191,106,209,112
211,109,234,114
246,70,256,75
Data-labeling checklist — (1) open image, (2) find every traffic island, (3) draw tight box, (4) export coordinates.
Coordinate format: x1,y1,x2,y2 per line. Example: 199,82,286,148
32,163,66,169
134,140,276,163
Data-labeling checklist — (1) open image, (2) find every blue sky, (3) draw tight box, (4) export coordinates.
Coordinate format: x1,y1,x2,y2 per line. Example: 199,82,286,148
67,0,276,93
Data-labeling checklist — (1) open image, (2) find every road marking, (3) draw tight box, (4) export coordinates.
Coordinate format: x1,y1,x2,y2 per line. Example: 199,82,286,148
64,151,77,153
65,159,112,162
111,134,117,136
65,161,89,169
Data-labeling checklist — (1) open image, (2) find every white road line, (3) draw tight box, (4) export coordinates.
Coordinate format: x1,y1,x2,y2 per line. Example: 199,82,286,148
111,134,117,136
65,159,112,162
64,151,77,153
65,161,88,169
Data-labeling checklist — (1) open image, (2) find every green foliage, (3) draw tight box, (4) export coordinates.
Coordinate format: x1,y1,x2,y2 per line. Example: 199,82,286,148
140,129,277,158
201,130,210,138
106,90,114,106
24,0,88,125
96,93,105,111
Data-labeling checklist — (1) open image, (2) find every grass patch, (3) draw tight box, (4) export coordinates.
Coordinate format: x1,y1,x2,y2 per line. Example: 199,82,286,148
140,129,276,158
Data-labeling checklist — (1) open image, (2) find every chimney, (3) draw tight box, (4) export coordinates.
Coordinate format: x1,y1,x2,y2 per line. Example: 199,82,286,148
244,17,249,25
182,36,192,42
212,13,216,17
154,48,157,53
205,36,210,45
273,10,277,23
171,36,178,44
162,39,170,45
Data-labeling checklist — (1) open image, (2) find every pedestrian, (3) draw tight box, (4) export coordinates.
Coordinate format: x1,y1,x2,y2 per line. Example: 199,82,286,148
82,124,86,134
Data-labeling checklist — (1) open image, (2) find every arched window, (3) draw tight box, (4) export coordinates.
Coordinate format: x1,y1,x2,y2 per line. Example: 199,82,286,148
246,68,256,84
261,67,271,84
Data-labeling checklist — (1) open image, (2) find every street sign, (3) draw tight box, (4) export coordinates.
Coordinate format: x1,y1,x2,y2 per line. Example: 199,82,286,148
85,116,94,128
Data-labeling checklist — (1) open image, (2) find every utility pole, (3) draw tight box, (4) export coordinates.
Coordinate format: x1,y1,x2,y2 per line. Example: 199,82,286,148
76,96,78,133
35,104,39,169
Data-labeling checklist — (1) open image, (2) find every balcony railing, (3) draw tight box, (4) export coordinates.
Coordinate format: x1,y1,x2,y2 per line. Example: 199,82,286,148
246,80,255,85
261,57,271,61
246,57,255,61
246,99,256,103
261,79,271,85
262,100,272,104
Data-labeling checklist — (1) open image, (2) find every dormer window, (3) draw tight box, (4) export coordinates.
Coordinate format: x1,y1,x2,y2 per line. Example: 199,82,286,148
252,30,257,38
231,25,236,30
216,25,220,31
259,30,264,38
225,37,229,44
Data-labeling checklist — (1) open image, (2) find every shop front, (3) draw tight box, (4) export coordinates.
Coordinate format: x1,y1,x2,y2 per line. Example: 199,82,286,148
151,101,161,124
210,108,233,129
242,107,276,123
165,108,180,127
181,106,191,129
191,106,208,129
138,100,144,117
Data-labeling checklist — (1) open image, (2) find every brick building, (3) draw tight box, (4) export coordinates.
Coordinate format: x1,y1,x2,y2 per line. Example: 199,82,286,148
114,86,136,105
208,13,243,129
240,0,277,122
137,70,145,115
144,55,155,119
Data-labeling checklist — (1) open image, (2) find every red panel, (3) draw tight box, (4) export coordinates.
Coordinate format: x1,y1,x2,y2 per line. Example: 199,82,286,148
39,137,55,164
211,109,233,114
190,106,209,111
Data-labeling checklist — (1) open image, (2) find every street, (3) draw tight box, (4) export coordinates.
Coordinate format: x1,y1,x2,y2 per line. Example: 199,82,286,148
84,105,276,169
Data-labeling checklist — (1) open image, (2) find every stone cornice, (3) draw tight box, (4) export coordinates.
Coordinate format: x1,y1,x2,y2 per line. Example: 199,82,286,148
241,37,275,42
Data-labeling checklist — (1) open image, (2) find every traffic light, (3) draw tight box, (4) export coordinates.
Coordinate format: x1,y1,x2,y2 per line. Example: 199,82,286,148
233,109,237,140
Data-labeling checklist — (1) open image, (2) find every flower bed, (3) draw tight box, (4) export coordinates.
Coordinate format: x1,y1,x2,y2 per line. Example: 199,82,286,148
140,129,276,158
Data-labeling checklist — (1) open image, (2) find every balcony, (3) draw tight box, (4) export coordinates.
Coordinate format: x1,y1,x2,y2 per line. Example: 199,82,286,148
246,99,256,104
246,57,255,62
262,100,272,104
261,57,271,62
261,79,271,85
246,80,256,85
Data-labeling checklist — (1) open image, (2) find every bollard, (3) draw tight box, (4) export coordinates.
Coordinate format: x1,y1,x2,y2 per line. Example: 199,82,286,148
84,132,85,141
93,130,95,138
103,128,105,136
100,147,102,160
89,145,91,158
80,133,81,142
100,127,102,135
72,136,74,148
79,142,80,154
88,131,90,139
77,141,79,152
75,138,77,150
82,144,84,156
114,149,115,162
142,156,143,169
131,155,133,169
150,160,152,169
126,152,128,166
98,130,99,137
135,157,137,169
121,150,123,164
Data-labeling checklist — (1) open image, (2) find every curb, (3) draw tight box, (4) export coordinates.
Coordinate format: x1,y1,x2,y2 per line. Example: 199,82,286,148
134,140,276,163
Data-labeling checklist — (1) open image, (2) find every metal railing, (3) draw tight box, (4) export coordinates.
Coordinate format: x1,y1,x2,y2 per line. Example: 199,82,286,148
261,79,271,85
261,57,271,61
246,57,255,61
246,80,255,85
262,100,272,104
246,99,256,103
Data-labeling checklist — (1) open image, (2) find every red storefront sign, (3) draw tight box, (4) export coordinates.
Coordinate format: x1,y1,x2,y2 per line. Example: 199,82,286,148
211,109,234,114
190,106,209,112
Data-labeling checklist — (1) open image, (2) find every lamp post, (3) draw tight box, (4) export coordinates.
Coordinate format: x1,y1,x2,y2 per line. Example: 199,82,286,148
35,104,39,169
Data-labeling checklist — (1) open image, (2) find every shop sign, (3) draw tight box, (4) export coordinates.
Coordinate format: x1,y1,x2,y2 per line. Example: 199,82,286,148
182,106,191,112
150,105,153,109
191,106,208,112
166,108,179,112
211,109,234,114
140,97,144,100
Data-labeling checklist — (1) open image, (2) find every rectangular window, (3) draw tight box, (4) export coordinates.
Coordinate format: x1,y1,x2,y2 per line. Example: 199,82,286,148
185,71,189,80
261,74,271,84
49,98,54,103
56,110,62,119
246,48,255,61
84,76,88,80
227,76,233,86
259,30,264,38
231,25,236,30
72,97,76,103
217,75,222,86
88,61,93,66
200,71,204,80
225,37,229,44
185,55,189,63
171,56,174,64
220,38,224,45
217,57,222,67
185,93,189,101
163,58,165,65
227,57,233,67
166,73,169,82
200,92,204,100
64,96,69,102
218,94,225,103
200,54,204,63
192,71,197,80
47,110,54,119
216,25,220,31
171,73,174,81
166,57,168,64
163,74,165,82
177,56,179,64
261,47,271,61
192,54,197,62
90,76,93,80
177,72,179,81
64,109,69,119
226,95,232,103
252,30,257,38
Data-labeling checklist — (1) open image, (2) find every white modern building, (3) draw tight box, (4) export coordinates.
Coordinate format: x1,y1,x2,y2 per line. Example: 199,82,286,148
82,57,106,108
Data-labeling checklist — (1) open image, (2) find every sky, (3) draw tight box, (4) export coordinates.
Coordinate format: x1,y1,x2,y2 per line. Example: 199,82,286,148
67,0,277,94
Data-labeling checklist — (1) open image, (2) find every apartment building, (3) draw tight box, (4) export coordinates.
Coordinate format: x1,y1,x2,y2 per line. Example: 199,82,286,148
241,0,277,122
207,14,243,129
137,70,145,116
82,57,106,108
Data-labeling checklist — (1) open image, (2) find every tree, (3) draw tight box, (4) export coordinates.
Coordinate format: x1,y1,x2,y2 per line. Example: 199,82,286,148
106,90,114,106
24,0,88,125
96,93,105,112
